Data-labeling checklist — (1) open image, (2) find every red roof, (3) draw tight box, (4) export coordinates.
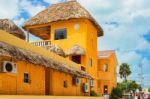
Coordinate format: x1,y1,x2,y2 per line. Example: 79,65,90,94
98,50,115,58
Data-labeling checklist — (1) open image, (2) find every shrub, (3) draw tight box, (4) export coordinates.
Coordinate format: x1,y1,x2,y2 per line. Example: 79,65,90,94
110,87,123,99
90,90,99,96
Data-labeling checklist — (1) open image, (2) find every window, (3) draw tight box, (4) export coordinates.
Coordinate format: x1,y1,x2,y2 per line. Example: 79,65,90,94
24,73,29,83
90,79,94,87
89,58,93,67
64,80,68,88
103,64,108,72
72,55,81,64
81,66,86,71
54,29,67,40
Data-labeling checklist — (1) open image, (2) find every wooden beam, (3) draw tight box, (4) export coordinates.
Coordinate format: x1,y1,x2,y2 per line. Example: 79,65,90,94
25,23,51,29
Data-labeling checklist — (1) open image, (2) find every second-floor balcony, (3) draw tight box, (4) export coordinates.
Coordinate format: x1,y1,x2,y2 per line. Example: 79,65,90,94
30,40,86,71
31,40,51,47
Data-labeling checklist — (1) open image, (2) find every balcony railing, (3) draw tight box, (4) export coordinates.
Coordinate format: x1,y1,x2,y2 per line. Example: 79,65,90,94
30,40,51,47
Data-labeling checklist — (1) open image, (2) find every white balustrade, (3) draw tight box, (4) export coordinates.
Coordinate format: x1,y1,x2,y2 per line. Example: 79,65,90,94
31,40,51,47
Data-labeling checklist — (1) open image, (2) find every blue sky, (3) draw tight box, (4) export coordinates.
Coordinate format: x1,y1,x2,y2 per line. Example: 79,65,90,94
0,0,150,88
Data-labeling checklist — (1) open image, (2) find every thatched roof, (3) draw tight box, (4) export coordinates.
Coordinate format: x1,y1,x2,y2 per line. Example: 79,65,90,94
0,41,91,79
23,1,103,38
66,44,85,56
43,44,65,57
0,19,26,40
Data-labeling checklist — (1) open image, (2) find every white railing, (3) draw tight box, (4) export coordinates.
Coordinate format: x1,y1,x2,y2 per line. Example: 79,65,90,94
31,40,51,47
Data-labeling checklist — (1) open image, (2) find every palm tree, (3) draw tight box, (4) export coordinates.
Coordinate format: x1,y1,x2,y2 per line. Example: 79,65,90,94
119,63,131,82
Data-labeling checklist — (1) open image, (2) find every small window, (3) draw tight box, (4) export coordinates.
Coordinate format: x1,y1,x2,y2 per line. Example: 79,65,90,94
103,64,108,72
72,55,81,64
90,79,94,87
24,73,29,83
64,80,68,88
54,29,67,40
81,66,86,71
89,58,92,67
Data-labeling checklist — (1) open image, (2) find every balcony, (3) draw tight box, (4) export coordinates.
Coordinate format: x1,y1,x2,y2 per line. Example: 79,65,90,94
30,40,51,47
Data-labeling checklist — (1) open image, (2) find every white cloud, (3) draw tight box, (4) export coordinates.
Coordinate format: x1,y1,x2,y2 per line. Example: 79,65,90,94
43,0,62,4
142,58,150,67
0,0,20,19
20,0,46,17
136,40,150,52
78,0,150,85
13,18,25,26
79,0,112,9
119,51,142,64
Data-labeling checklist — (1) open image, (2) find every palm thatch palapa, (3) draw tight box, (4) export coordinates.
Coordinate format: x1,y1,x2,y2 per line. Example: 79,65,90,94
0,41,92,79
22,1,103,39
66,44,85,56
43,44,65,57
0,19,26,40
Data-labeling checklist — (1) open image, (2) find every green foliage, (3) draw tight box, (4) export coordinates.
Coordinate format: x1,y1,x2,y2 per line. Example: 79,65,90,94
110,87,123,99
110,80,141,99
117,80,141,93
90,90,99,96
148,88,150,92
139,86,142,91
117,82,127,91
127,81,141,92
119,63,132,82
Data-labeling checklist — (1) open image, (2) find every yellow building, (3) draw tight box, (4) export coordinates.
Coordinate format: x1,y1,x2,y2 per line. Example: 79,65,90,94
23,1,103,94
0,1,117,96
0,19,92,95
97,50,117,96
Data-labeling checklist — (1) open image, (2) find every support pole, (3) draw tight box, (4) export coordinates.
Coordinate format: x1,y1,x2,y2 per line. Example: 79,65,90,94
27,31,29,42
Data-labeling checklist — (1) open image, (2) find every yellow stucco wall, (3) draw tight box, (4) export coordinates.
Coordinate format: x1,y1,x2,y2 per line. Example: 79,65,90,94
46,68,90,96
0,57,45,95
49,19,99,93
97,54,117,96
0,30,92,96
86,20,98,93
0,56,90,96
50,19,87,52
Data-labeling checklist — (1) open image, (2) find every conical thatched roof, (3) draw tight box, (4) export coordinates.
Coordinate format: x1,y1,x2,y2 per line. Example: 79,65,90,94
0,19,26,40
66,44,85,56
0,41,91,79
43,44,65,57
23,1,103,37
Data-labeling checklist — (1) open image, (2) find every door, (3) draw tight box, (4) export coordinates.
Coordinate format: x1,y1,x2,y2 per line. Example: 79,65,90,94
104,85,108,94
45,68,51,95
